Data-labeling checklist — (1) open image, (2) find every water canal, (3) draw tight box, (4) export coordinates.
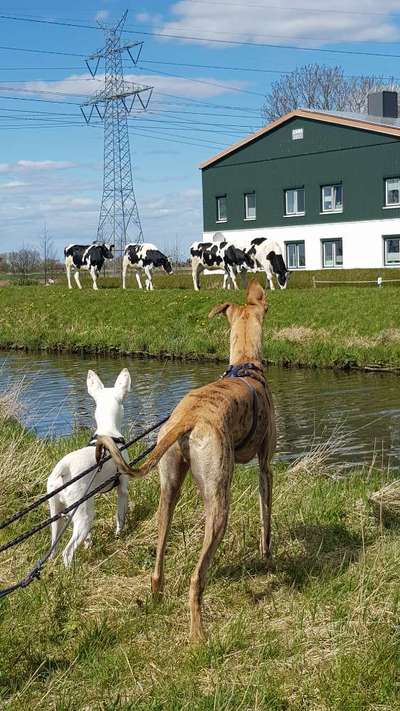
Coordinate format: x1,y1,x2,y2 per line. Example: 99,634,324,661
1,351,399,469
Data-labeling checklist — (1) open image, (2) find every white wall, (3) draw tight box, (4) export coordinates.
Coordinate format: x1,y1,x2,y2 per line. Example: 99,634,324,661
204,216,400,270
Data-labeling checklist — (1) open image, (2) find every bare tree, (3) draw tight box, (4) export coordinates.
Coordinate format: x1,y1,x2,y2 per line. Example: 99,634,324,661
8,247,42,283
39,225,57,283
262,64,397,121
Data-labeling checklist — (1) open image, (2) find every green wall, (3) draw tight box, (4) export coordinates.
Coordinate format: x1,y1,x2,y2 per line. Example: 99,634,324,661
201,116,400,232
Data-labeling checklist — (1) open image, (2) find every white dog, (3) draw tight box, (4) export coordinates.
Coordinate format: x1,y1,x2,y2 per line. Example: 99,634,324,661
47,368,131,567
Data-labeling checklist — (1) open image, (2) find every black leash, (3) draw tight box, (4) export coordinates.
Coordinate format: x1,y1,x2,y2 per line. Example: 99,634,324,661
0,444,155,599
0,417,169,533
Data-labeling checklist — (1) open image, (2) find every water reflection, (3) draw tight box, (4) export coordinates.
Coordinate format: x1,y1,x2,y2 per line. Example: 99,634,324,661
1,352,400,468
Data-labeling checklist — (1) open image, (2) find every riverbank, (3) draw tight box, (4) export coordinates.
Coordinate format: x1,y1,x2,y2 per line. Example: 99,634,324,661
1,284,400,370
0,412,399,709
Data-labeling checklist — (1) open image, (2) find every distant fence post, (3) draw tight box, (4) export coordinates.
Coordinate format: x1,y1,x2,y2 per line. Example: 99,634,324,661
377,276,383,288
312,276,316,289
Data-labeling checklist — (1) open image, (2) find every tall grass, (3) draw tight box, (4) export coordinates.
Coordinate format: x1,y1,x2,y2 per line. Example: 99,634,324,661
0,401,399,708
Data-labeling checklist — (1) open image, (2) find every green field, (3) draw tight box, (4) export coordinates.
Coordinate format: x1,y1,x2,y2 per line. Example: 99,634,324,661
0,407,399,709
1,280,400,369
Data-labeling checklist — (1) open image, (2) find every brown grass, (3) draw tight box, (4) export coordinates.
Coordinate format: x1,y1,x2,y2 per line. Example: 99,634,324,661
272,326,328,343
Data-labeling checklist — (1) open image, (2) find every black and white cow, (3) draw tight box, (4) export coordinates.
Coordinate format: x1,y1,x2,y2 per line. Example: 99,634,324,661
64,242,114,290
243,238,289,290
190,240,254,291
190,238,288,291
122,243,173,290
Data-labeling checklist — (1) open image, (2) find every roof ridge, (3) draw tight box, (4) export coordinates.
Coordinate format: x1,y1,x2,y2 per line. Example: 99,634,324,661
200,108,400,170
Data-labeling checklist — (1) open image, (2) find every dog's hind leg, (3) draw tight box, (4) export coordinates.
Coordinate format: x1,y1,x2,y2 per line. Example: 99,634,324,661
188,443,232,640
151,445,189,597
62,500,94,567
258,443,273,560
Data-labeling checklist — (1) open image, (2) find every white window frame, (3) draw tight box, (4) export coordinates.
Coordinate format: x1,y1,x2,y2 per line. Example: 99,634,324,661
285,241,305,269
384,235,400,266
216,195,227,223
321,184,343,213
321,239,343,269
244,192,256,220
385,178,400,208
284,188,305,217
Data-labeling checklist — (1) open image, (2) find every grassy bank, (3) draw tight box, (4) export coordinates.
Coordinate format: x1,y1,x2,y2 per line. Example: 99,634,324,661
1,410,399,709
1,283,400,369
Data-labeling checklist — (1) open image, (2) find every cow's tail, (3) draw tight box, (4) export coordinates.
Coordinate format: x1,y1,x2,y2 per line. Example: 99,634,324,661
95,420,194,479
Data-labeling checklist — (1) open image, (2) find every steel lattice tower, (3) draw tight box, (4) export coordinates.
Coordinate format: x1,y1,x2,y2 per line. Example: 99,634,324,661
81,11,152,256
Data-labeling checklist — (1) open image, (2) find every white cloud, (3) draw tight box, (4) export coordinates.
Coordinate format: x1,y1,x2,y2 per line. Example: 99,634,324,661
156,0,400,46
0,181,27,190
39,195,97,212
0,160,78,174
3,72,247,102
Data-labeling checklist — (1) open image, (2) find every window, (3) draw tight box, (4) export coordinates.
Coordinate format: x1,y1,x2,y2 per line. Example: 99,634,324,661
384,236,400,265
244,192,256,220
385,178,400,207
322,184,343,213
216,195,227,222
286,241,305,269
292,128,303,141
322,239,343,268
285,188,305,216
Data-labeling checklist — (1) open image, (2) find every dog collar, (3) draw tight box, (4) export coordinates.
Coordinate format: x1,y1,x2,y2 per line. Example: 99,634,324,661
222,362,264,381
87,434,126,447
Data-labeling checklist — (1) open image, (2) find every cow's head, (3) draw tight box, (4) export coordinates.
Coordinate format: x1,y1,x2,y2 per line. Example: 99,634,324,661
267,250,288,289
102,243,114,259
244,250,256,270
162,255,173,274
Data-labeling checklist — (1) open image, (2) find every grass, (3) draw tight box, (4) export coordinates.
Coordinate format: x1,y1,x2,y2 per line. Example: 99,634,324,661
1,400,400,709
1,278,400,369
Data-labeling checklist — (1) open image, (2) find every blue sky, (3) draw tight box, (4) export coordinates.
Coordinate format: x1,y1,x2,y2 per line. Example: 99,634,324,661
1,0,400,259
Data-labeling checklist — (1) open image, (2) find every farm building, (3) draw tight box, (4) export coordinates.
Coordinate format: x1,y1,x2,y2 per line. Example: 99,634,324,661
200,91,400,270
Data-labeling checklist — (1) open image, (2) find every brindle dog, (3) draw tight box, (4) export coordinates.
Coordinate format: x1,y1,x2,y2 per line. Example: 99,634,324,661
98,280,276,640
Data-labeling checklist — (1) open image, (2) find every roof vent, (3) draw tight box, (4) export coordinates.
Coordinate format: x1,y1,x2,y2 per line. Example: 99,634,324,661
367,90,398,119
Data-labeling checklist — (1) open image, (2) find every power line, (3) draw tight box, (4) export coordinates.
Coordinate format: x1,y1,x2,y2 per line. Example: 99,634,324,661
0,44,84,58
3,14,400,60
127,29,400,59
175,0,400,18
136,63,266,97
0,13,400,59
140,59,290,75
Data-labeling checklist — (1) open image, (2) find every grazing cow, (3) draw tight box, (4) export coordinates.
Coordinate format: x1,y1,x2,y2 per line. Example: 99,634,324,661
122,243,173,290
190,240,254,291
64,242,114,290
239,238,289,291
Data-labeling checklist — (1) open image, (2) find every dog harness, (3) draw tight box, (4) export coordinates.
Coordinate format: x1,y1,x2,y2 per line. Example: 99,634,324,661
222,362,264,451
87,434,126,447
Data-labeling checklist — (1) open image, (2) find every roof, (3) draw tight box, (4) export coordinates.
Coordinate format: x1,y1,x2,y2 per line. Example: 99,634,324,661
200,108,400,169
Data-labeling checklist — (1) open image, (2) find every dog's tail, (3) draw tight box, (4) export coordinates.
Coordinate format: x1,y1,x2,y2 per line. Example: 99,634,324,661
95,436,137,477
95,420,193,479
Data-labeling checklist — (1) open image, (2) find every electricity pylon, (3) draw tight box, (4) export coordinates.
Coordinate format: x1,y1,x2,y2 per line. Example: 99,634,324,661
81,11,152,257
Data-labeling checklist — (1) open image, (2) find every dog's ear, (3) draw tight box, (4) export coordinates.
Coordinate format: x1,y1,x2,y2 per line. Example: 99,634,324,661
208,302,232,320
87,370,104,399
114,368,131,400
246,279,267,311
